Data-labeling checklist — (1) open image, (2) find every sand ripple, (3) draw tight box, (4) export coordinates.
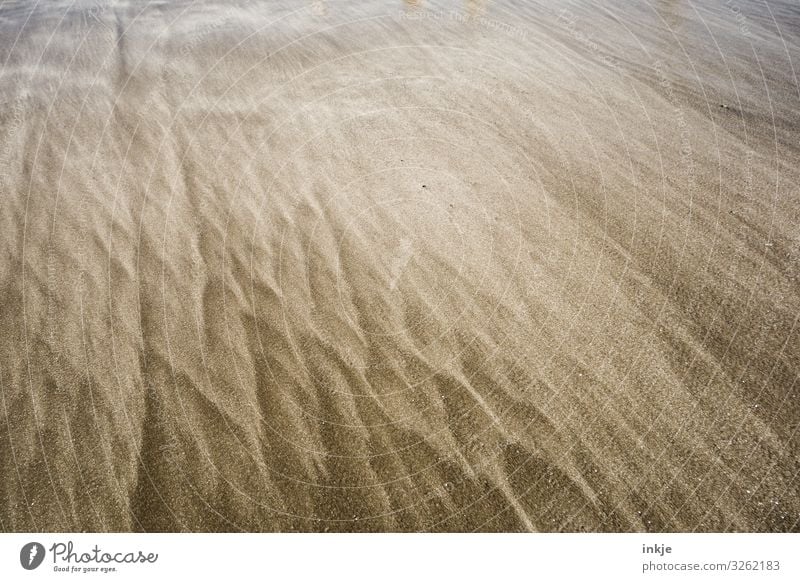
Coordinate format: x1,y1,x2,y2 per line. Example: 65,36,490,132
0,0,798,531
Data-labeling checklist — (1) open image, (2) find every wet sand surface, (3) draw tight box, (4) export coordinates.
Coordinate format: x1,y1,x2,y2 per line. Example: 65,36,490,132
1,0,799,531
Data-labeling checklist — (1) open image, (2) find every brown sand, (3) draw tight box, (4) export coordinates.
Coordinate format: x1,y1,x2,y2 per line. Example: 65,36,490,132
0,0,799,532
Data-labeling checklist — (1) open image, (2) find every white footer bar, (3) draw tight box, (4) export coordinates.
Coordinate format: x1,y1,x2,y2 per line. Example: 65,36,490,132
1,533,797,581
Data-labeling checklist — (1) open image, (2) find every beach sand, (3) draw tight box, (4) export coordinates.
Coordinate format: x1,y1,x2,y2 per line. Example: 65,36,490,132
0,0,798,531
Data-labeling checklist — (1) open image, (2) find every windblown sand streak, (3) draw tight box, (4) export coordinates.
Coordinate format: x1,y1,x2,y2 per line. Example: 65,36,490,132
0,0,798,531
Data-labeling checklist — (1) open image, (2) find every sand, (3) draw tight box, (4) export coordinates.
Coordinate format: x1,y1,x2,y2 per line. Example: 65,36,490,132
0,0,798,532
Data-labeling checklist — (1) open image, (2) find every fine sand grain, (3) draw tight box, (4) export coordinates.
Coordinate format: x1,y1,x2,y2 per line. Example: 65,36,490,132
1,0,799,531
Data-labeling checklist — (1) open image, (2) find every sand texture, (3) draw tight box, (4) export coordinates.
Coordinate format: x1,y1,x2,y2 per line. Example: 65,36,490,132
1,0,799,532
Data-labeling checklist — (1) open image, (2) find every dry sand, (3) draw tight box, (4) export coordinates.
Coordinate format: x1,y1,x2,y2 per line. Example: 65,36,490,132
0,0,799,532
